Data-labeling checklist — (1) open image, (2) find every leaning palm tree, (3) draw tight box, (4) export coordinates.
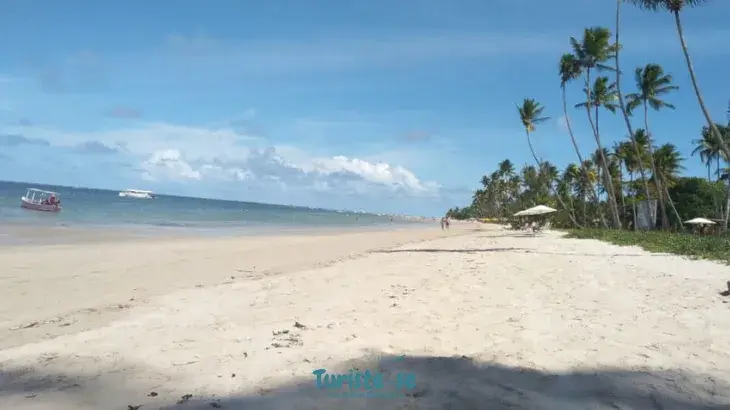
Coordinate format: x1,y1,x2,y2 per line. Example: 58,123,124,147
613,0,654,222
559,53,585,165
624,0,730,164
517,98,582,227
559,53,608,228
626,63,678,229
570,27,622,228
575,75,622,228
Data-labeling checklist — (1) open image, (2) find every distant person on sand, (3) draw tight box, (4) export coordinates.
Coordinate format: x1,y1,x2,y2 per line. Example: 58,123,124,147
440,217,450,230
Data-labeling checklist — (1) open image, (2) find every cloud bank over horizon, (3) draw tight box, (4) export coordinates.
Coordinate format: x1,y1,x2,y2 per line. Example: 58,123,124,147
0,121,466,215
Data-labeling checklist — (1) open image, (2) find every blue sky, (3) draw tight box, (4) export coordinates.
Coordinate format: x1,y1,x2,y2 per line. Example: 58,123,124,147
0,0,728,216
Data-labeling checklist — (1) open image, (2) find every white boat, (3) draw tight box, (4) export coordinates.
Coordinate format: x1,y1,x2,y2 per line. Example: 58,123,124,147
20,188,62,213
119,189,156,199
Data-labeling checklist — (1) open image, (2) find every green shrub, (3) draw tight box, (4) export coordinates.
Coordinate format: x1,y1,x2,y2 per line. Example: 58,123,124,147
565,229,730,264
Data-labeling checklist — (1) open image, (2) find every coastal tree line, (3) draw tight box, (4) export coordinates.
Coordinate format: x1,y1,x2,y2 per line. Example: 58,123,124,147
447,0,730,231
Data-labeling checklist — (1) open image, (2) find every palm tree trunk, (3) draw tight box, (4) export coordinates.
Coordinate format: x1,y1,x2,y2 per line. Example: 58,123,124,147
660,175,684,230
674,11,730,171
643,102,670,229
584,74,621,229
724,184,730,230
562,86,608,228
525,130,582,228
630,172,637,229
717,156,721,182
615,0,656,228
567,192,575,220
618,167,626,227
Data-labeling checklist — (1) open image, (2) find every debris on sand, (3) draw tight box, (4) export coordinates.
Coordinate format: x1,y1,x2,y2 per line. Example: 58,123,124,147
176,394,193,404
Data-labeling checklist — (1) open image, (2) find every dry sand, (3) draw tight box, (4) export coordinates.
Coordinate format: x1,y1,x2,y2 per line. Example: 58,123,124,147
1,223,729,409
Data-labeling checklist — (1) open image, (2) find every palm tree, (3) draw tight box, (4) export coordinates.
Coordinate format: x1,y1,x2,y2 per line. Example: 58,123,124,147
495,159,516,220
613,0,655,225
691,136,714,182
615,140,641,227
570,27,622,228
624,0,730,165
559,53,608,228
517,98,582,227
576,76,619,128
559,53,586,166
652,143,685,229
625,63,678,229
591,148,622,201
574,75,621,228
577,159,600,226
517,98,549,165
498,159,515,178
691,125,727,182
559,165,579,222
719,168,730,181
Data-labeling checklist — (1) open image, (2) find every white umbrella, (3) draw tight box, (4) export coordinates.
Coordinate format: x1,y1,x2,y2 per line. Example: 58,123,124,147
684,217,716,225
514,205,557,217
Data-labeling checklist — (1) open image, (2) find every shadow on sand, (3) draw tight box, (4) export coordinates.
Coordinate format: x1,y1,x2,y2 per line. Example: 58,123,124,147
159,353,730,409
3,354,727,409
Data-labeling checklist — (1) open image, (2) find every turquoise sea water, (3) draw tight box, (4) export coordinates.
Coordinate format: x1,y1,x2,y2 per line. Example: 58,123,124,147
0,180,418,234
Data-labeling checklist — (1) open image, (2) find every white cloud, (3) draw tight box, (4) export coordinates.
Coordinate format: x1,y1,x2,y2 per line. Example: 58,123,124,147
142,149,202,180
3,122,443,201
19,122,263,161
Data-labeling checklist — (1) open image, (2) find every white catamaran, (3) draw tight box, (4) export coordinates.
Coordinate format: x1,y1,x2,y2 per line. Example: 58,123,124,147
118,189,156,199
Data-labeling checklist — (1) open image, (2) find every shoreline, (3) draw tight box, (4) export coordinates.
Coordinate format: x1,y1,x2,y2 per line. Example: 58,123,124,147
0,219,436,247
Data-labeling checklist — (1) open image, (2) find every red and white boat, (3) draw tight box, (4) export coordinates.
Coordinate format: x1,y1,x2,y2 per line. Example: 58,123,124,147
20,188,62,213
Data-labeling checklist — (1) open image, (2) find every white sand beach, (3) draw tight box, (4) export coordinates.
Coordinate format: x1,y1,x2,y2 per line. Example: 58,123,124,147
1,224,729,409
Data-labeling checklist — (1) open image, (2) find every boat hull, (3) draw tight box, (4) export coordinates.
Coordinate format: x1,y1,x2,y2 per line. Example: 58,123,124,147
119,192,155,199
20,197,61,213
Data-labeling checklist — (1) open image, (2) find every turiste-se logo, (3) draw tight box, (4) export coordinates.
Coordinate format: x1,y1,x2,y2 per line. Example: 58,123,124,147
312,358,417,398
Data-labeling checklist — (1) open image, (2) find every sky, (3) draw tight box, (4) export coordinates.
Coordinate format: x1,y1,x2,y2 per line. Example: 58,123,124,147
0,0,728,216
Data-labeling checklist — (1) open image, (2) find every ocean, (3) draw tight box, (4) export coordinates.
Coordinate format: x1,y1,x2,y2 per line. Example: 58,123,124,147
0,181,422,240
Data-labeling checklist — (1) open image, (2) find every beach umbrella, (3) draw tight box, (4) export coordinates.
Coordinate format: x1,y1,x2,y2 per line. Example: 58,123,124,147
684,217,715,225
514,205,557,217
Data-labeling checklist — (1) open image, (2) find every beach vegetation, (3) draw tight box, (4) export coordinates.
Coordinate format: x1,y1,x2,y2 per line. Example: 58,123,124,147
445,0,730,259
565,228,730,265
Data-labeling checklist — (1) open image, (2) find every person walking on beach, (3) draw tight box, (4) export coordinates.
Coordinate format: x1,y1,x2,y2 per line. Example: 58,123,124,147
440,216,450,230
